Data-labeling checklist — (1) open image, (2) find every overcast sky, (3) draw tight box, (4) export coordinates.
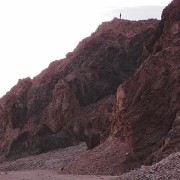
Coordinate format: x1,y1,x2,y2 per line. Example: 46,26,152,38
0,0,172,97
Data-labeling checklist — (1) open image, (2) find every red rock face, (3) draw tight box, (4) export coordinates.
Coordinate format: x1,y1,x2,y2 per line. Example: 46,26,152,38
61,0,180,175
113,0,180,167
0,17,158,161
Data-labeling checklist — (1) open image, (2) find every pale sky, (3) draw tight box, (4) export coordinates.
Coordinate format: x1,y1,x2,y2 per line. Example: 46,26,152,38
0,0,172,97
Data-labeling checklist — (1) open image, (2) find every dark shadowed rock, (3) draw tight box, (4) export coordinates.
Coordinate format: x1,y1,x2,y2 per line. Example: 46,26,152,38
86,133,100,150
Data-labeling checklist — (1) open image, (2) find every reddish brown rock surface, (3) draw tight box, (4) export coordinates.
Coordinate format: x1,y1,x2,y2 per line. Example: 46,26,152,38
61,0,180,176
0,17,158,161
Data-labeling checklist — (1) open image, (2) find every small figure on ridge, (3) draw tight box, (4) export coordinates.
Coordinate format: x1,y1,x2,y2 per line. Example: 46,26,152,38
120,13,121,20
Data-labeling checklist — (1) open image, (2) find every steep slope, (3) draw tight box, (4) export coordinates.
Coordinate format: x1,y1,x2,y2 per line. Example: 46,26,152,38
61,0,180,176
0,18,158,161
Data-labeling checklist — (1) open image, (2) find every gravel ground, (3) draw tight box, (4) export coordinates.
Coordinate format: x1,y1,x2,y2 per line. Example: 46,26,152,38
0,143,117,180
114,152,180,180
0,143,87,172
0,142,180,179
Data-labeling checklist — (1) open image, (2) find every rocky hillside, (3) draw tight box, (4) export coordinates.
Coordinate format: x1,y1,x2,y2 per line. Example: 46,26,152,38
61,0,180,176
0,17,158,161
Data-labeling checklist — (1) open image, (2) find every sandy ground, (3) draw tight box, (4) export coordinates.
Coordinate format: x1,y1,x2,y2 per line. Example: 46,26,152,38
0,170,116,180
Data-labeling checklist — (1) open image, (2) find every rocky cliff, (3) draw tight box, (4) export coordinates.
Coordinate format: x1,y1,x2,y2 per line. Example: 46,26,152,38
61,0,180,175
0,17,158,161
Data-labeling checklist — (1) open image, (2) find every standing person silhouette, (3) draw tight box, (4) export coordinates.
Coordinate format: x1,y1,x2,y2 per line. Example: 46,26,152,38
120,13,121,19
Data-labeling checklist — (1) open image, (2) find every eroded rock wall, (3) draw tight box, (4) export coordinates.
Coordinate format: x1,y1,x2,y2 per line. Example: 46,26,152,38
0,18,158,161
61,0,180,175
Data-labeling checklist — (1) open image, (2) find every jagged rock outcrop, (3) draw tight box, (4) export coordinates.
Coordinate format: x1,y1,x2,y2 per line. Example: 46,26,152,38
61,0,180,176
0,17,158,161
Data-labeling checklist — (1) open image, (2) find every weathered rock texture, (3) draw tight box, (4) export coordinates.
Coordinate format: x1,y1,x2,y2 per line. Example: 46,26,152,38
61,0,180,176
0,18,158,161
